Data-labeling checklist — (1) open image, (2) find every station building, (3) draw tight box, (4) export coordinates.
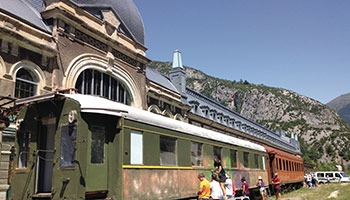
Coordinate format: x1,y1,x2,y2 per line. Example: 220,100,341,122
0,0,300,197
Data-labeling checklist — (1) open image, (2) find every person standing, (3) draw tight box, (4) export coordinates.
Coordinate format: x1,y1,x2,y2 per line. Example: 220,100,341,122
212,159,227,199
256,176,266,200
306,174,312,188
198,173,210,200
272,173,281,200
241,177,250,197
224,174,235,200
210,174,224,200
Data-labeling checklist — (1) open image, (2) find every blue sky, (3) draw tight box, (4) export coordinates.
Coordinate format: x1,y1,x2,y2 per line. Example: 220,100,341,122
133,0,350,104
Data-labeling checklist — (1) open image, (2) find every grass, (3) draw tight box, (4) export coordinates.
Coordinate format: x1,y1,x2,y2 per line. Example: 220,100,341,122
268,183,350,200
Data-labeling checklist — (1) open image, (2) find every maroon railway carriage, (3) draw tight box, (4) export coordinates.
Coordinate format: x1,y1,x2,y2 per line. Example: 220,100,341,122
263,145,304,188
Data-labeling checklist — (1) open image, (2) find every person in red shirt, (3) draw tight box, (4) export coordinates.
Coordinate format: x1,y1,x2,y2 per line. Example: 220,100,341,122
272,173,281,200
241,177,250,197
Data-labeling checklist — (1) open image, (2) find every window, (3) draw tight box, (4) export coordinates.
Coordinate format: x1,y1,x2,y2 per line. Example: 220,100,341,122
262,156,266,170
15,68,38,98
17,132,30,168
279,159,282,170
326,173,333,178
60,125,77,168
76,69,131,105
230,150,237,168
130,130,143,164
91,126,105,164
317,173,324,178
213,146,222,161
283,160,286,170
191,142,203,166
160,136,177,166
243,152,249,167
254,154,259,168
335,173,341,178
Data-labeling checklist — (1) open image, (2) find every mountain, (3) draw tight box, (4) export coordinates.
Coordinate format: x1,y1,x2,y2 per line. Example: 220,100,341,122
327,93,350,125
148,61,350,164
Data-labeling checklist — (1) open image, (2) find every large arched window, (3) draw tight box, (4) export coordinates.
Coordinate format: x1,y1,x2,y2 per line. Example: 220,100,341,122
15,68,38,98
75,69,131,105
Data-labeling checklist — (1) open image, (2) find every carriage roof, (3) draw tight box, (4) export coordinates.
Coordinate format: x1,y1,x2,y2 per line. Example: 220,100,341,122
17,93,266,152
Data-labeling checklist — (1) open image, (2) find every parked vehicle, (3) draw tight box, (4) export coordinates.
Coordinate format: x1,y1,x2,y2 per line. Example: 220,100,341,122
315,171,350,183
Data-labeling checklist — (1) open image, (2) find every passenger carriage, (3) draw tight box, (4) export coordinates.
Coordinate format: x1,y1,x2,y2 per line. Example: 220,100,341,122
10,93,269,199
264,145,304,190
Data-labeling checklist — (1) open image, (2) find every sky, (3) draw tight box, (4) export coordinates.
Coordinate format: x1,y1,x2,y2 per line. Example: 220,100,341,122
133,0,350,104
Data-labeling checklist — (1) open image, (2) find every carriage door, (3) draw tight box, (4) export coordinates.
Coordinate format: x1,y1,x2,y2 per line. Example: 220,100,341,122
35,118,56,194
268,153,276,179
86,125,108,192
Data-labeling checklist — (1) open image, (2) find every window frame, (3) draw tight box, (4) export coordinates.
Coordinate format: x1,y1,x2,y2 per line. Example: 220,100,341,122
159,136,177,166
90,125,106,164
213,146,222,161
230,149,237,168
17,132,30,169
76,69,131,105
130,130,143,165
243,152,249,168
15,68,38,98
190,142,203,166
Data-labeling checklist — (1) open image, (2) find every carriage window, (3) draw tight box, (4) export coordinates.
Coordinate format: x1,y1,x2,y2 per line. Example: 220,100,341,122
262,156,266,170
15,68,38,98
283,160,286,170
17,132,30,168
243,152,249,167
60,125,77,168
76,69,131,105
90,126,105,164
254,154,259,168
213,146,222,161
230,150,237,168
160,136,177,166
130,130,143,164
191,142,203,166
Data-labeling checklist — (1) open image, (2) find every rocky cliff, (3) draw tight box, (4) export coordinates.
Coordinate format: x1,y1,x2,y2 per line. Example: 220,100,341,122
148,61,350,164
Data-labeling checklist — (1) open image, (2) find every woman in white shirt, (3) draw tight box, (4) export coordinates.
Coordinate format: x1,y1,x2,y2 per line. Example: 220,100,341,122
210,174,224,200
225,174,235,200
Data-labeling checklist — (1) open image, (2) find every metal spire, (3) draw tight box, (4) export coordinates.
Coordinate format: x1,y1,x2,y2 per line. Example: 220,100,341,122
172,50,183,68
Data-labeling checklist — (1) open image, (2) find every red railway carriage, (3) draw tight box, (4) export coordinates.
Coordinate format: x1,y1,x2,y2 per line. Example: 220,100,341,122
263,145,304,186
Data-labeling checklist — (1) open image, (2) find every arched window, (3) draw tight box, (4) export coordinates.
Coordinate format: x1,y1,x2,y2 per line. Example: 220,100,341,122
15,68,38,98
75,69,131,105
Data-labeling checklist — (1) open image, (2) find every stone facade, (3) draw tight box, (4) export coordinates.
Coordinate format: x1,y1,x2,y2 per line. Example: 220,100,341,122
0,0,151,196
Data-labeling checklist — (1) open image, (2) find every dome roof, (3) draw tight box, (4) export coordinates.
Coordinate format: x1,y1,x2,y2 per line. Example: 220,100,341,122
70,0,145,46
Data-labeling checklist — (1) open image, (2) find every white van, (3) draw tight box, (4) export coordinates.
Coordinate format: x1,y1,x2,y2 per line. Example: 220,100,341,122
314,171,350,183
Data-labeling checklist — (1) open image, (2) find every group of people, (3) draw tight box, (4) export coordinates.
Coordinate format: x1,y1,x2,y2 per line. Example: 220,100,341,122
197,160,282,200
304,174,318,188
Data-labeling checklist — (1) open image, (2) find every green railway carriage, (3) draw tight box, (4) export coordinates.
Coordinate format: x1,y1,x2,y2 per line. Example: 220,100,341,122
10,94,268,199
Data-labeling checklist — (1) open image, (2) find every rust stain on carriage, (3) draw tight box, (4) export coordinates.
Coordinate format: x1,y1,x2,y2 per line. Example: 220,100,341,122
123,169,198,199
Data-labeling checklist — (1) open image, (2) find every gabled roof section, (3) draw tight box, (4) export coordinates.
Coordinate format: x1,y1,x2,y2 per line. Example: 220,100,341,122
70,0,145,46
0,0,51,33
146,68,179,94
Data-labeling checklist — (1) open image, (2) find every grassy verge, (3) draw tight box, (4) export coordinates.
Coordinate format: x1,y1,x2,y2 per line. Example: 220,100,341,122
268,183,350,200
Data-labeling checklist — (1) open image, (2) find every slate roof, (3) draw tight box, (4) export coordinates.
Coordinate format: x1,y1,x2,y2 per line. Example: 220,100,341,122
70,0,145,46
0,0,51,33
146,68,179,94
